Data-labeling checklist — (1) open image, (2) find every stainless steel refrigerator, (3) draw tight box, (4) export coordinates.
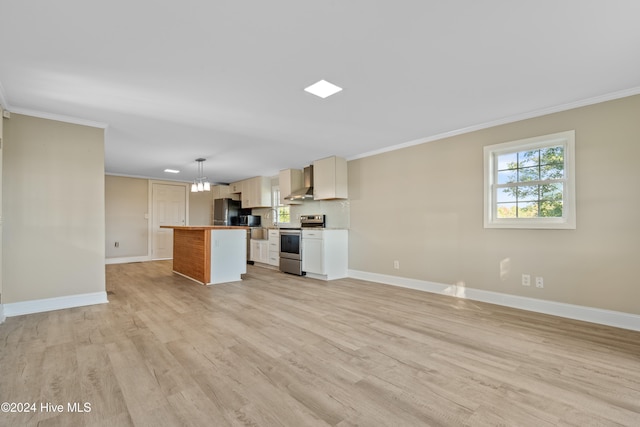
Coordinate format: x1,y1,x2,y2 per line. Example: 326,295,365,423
213,198,241,226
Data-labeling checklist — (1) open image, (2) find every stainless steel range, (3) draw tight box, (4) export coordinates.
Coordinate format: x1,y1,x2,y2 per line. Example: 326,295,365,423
279,214,325,275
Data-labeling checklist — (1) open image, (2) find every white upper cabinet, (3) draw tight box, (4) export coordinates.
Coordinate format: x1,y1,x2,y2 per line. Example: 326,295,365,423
229,180,244,194
241,176,271,208
211,184,230,200
212,185,240,201
278,168,304,205
313,156,348,200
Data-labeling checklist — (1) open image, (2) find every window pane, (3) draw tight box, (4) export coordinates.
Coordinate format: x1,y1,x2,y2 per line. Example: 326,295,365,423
519,150,539,168
277,206,290,223
497,152,518,170
497,203,517,218
541,183,563,200
539,200,563,217
518,202,539,218
541,163,564,180
497,187,517,203
540,146,564,179
517,185,539,202
498,170,517,184
540,146,564,165
518,166,539,182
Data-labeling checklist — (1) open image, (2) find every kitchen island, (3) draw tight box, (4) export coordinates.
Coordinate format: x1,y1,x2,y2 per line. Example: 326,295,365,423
160,226,249,285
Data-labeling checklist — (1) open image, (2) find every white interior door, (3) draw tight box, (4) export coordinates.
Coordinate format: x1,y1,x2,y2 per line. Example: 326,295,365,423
152,183,187,259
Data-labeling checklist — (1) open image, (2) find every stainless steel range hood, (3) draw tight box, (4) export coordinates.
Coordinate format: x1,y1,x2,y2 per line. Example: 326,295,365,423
285,165,314,201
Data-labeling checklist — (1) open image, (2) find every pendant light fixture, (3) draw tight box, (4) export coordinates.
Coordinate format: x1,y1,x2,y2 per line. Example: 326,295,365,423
191,158,211,192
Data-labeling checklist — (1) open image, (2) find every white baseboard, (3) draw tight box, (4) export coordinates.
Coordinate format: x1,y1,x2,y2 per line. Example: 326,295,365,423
105,255,150,265
0,304,5,324
3,292,109,317
348,270,640,332
305,272,349,281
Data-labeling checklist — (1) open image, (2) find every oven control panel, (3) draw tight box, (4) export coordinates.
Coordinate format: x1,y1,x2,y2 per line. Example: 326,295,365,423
300,214,325,228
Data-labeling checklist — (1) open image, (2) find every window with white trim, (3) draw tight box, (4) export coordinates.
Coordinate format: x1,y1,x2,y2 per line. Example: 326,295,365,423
484,130,576,229
271,186,290,224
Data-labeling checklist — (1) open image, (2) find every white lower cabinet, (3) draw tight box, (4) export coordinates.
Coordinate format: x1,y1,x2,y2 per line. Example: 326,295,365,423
250,239,269,264
302,229,348,280
267,229,280,267
251,231,279,267
302,234,324,274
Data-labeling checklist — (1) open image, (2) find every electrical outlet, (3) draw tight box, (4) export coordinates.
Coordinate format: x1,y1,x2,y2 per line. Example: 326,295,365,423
535,277,544,288
522,274,530,286
393,260,400,269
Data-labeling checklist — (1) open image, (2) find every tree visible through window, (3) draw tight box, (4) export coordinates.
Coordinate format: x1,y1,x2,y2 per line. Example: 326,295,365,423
277,206,290,223
496,146,564,218
484,130,576,229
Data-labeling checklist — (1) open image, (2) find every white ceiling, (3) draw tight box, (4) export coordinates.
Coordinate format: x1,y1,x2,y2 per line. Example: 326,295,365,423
1,1,640,184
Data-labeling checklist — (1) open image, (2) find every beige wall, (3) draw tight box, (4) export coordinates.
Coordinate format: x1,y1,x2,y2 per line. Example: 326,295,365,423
105,175,149,258
189,190,213,226
3,114,105,303
348,94,640,315
105,176,212,260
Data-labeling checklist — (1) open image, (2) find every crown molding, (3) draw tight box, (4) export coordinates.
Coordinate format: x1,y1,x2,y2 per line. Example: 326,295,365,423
348,86,640,161
105,172,190,183
0,77,109,128
8,106,108,129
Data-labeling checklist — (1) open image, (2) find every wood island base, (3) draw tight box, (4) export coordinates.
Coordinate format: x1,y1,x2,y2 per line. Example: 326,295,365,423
160,226,248,285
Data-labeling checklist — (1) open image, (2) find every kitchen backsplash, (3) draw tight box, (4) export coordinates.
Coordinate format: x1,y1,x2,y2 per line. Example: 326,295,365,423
252,199,350,229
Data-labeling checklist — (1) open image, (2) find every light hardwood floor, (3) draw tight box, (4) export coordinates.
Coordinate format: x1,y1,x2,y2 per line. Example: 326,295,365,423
1,261,639,426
